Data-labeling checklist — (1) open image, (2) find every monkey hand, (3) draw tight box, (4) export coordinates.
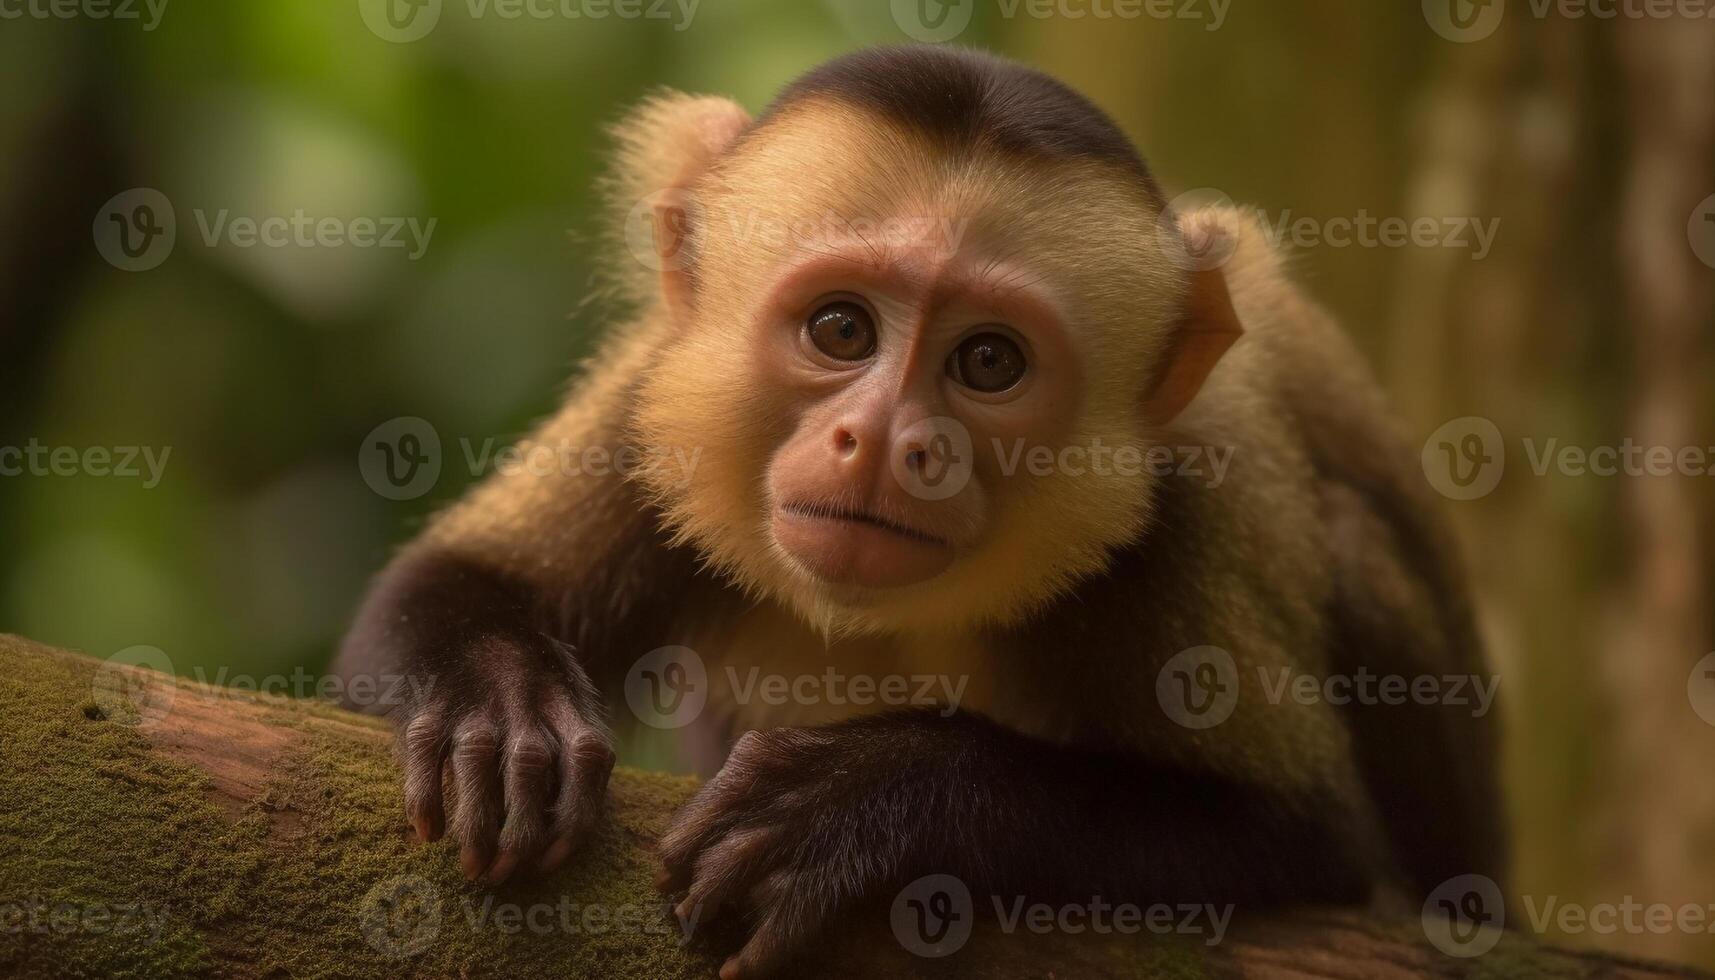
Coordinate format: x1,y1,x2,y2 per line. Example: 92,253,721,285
396,635,616,886
655,714,960,979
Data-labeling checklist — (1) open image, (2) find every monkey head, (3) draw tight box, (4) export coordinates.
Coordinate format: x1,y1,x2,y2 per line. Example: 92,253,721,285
618,52,1242,637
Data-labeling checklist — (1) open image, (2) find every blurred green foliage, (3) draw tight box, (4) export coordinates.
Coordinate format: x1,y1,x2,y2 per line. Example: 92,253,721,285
3,4,1713,969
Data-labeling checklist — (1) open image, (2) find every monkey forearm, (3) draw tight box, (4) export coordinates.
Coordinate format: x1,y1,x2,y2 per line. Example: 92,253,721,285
659,709,1374,929
894,712,1374,906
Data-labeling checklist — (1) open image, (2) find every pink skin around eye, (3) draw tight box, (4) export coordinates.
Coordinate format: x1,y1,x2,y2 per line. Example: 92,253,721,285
754,241,1086,592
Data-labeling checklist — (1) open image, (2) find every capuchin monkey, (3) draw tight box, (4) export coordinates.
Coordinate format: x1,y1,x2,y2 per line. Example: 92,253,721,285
336,45,1504,978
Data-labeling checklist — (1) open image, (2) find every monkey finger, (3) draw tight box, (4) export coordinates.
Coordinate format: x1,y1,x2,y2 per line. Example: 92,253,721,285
674,826,780,924
539,728,614,874
656,744,771,890
401,711,449,843
448,717,505,880
719,882,816,980
485,731,556,885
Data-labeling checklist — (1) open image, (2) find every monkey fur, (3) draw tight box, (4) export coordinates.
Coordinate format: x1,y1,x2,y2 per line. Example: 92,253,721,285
336,45,1504,979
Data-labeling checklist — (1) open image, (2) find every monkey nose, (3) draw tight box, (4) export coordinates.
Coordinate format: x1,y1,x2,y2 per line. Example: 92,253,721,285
833,427,859,459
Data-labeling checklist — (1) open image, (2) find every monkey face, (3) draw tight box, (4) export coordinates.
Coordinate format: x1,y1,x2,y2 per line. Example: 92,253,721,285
756,240,1086,592
631,100,1196,634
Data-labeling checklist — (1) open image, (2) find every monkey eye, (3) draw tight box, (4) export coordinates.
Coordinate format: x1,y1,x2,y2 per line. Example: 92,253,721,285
947,331,1027,393
806,301,877,361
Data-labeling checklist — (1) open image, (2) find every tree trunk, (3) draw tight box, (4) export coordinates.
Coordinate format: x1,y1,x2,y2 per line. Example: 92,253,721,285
0,635,1703,980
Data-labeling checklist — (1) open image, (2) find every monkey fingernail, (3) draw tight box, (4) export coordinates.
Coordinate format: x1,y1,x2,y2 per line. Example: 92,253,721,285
539,838,573,873
411,816,439,843
719,958,741,980
459,847,489,881
483,850,522,885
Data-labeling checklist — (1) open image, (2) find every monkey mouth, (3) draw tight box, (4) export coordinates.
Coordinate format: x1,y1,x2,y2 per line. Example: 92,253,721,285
778,501,946,546
772,500,953,589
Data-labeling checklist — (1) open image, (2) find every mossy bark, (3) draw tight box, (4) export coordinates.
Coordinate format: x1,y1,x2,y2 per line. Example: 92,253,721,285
0,635,1699,979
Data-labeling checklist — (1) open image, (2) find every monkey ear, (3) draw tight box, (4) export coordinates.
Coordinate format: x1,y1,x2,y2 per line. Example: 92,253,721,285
1143,266,1244,424
608,93,751,321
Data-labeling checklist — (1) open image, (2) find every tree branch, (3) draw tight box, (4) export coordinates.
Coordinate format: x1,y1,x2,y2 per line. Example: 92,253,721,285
0,635,1699,979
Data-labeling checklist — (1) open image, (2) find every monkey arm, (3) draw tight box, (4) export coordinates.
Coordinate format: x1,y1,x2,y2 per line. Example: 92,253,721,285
333,316,704,885
656,708,1373,980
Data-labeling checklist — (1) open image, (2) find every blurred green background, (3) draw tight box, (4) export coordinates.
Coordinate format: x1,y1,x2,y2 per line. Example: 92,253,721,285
1,0,1712,969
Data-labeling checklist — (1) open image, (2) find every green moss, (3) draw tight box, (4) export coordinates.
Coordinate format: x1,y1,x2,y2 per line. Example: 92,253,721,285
4,635,1649,980
0,635,714,980
0,642,219,979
